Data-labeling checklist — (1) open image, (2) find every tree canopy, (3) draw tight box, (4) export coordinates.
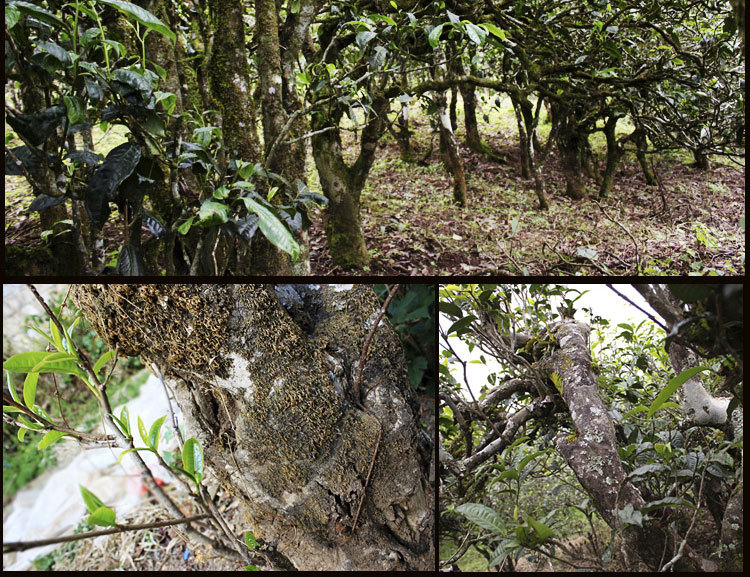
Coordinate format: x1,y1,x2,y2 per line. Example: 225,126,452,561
438,283,742,571
4,1,744,275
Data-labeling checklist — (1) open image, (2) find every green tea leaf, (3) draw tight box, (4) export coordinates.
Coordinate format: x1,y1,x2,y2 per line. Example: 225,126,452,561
5,4,20,28
120,406,131,437
455,502,506,535
11,1,66,29
464,22,487,45
79,485,105,514
138,416,149,447
446,315,477,336
149,416,166,452
63,95,84,125
481,22,506,41
97,0,176,42
49,319,65,352
38,429,66,450
647,366,710,418
428,23,444,48
17,414,44,431
4,351,82,376
177,216,195,235
93,350,116,376
182,437,204,483
244,531,260,550
7,371,21,404
240,197,300,260
526,515,554,541
88,505,117,527
23,372,39,410
198,200,230,226
27,324,56,348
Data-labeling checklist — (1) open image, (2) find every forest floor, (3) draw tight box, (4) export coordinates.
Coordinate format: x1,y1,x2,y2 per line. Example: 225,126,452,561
5,103,745,276
308,113,745,276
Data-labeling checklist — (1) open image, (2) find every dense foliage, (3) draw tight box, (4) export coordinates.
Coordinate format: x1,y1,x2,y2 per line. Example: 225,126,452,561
4,0,744,274
439,284,742,571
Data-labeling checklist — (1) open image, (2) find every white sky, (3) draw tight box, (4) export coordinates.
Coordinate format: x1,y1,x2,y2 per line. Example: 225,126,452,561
441,284,660,397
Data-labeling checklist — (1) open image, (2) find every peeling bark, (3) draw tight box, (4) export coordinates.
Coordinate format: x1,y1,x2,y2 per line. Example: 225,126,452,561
71,284,433,570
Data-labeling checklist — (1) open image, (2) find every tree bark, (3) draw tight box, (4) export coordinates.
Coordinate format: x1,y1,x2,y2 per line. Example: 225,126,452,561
542,322,644,524
691,147,711,170
540,320,664,569
433,47,467,207
599,116,625,198
554,103,587,200
435,89,468,207
71,284,434,570
452,54,484,156
720,467,743,571
208,0,261,164
632,127,657,186
510,93,548,210
311,96,389,268
253,0,310,274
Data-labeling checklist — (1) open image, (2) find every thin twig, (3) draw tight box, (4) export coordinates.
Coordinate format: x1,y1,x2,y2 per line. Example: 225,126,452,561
352,284,400,403
25,285,247,563
1,393,115,442
2,514,211,553
606,284,668,331
152,362,183,452
283,125,336,145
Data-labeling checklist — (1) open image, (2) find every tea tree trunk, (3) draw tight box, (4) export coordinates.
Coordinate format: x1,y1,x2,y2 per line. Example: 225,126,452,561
311,96,389,269
71,284,434,571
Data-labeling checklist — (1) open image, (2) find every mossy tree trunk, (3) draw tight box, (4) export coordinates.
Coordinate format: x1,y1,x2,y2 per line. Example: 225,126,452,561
253,0,315,274
451,54,484,155
208,0,261,164
554,102,588,200
311,97,390,268
599,115,625,198
141,0,191,275
731,0,745,52
72,284,434,571
432,47,467,207
436,89,468,207
510,92,533,178
633,128,657,185
510,91,548,210
691,147,711,170
390,102,415,162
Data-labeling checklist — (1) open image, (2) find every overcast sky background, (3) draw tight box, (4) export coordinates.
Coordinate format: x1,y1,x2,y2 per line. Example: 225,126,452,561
440,284,660,397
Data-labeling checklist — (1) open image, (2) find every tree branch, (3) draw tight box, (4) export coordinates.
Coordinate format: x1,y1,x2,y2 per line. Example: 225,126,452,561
2,514,211,553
